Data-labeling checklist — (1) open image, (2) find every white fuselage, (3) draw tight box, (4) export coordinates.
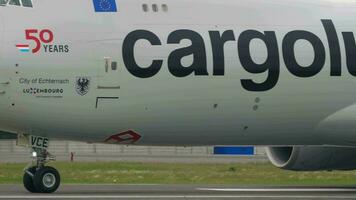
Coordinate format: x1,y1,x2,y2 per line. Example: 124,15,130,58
0,0,356,146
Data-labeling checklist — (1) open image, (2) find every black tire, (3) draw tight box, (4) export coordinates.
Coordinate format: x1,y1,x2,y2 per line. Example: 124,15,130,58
33,166,60,193
23,166,39,193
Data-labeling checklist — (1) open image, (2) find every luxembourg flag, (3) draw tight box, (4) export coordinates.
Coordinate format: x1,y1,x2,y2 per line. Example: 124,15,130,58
16,44,30,53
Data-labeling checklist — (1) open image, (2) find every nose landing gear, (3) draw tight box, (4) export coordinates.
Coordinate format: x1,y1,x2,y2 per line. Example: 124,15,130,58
23,148,61,193
31,166,60,193
24,166,60,193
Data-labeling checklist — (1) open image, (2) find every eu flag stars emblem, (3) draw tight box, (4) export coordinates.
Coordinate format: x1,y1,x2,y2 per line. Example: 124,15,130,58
93,0,117,12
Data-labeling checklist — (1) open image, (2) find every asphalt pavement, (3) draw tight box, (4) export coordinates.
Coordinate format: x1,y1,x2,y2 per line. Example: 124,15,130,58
0,184,356,199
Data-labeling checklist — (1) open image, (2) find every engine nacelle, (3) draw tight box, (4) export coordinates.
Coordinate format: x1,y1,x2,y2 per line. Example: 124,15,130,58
266,146,356,171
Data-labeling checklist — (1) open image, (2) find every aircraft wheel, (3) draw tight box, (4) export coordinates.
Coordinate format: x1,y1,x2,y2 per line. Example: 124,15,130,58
23,166,39,193
33,166,60,193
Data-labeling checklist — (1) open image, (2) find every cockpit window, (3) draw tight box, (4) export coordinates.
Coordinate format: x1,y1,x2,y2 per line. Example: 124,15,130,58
9,0,20,6
21,0,32,7
0,0,7,6
0,0,33,7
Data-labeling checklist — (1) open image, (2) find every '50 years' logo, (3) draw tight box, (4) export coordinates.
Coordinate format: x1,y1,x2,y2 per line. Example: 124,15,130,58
16,29,69,54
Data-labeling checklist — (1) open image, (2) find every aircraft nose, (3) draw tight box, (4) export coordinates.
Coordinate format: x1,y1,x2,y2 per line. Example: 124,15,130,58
0,10,8,93
0,9,3,58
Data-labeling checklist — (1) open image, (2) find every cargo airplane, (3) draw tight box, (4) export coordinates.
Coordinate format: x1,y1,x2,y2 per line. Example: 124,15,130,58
1,0,356,193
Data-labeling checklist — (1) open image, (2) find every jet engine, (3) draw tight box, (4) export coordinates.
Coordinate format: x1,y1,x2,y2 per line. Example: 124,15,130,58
266,146,356,171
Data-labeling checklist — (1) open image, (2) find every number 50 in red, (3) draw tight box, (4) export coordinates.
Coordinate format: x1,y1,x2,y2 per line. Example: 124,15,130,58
25,29,54,53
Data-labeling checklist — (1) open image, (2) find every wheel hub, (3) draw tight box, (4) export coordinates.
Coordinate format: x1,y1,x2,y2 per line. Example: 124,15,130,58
42,173,56,188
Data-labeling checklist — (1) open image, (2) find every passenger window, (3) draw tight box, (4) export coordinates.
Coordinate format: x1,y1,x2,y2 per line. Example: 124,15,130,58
162,4,168,12
152,4,158,12
21,0,32,7
142,4,148,12
9,0,20,6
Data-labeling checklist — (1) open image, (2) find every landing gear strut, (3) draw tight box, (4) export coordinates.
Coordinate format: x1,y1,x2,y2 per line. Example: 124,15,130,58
23,148,60,193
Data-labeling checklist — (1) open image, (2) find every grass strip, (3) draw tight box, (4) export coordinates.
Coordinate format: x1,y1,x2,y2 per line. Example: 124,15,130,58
1,162,356,185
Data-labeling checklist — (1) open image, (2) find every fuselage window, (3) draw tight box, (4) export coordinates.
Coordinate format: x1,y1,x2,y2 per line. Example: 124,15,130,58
21,0,32,7
142,4,148,12
8,0,20,6
161,4,168,12
142,3,168,13
152,4,158,12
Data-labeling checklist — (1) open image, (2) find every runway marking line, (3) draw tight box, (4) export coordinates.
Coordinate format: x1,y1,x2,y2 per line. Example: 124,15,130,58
197,188,356,192
0,196,356,199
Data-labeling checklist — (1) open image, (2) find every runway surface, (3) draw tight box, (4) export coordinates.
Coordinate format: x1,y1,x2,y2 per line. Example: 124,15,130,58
1,184,356,199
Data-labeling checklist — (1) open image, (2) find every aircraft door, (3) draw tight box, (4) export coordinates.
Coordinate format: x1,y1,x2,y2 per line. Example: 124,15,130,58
0,10,16,129
94,41,121,109
0,11,11,101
